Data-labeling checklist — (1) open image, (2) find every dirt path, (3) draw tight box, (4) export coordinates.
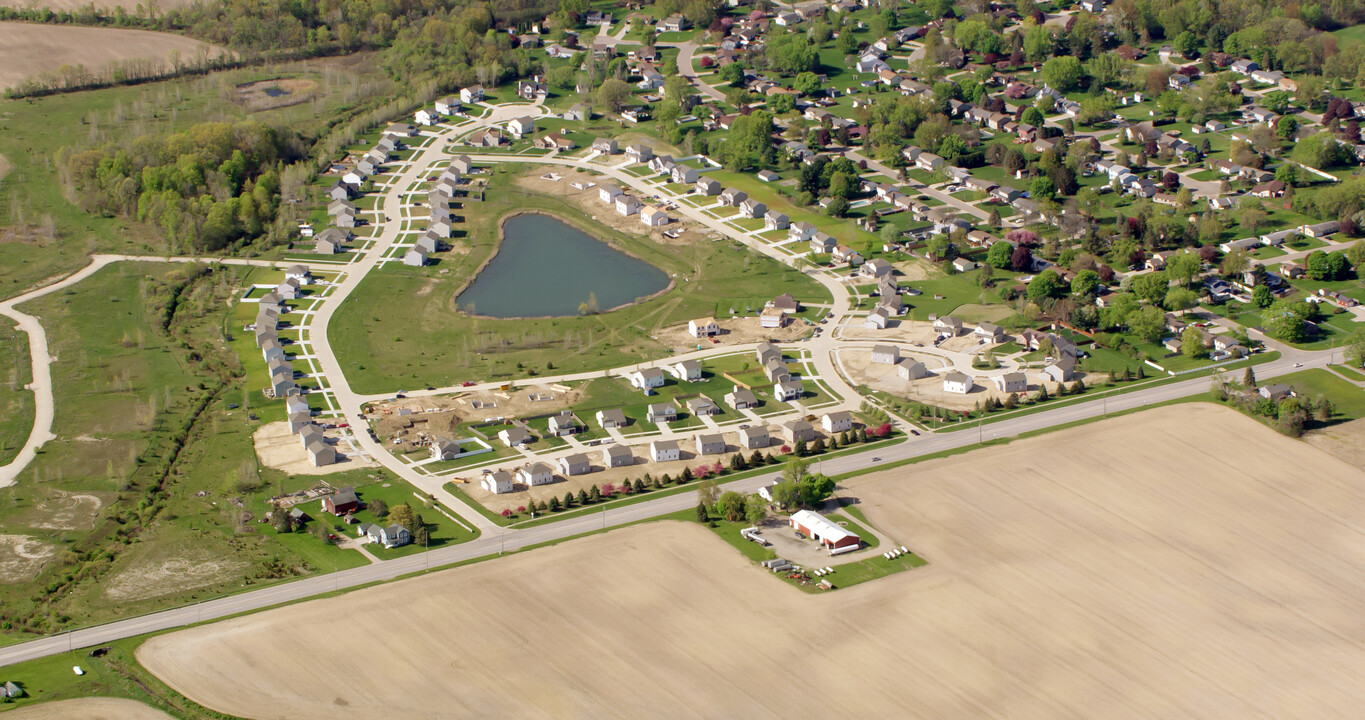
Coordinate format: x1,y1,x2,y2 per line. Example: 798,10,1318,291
139,404,1365,719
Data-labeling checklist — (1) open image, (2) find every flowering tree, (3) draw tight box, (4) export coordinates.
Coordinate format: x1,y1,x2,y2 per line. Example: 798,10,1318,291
501,509,512,518
780,444,792,454
872,423,892,438
694,465,712,479
601,482,616,497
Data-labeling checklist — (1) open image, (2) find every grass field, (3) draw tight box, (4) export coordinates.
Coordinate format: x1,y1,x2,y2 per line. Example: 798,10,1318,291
328,167,829,394
134,403,1365,719
0,322,35,466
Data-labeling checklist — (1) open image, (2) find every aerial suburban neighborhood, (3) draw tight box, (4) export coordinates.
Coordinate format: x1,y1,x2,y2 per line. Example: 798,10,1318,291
0,0,1364,716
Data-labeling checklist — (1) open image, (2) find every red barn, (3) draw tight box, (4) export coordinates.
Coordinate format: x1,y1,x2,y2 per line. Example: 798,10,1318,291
322,487,359,516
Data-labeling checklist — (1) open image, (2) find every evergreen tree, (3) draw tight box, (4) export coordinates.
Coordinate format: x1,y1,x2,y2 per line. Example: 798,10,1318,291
794,439,808,456
589,485,601,503
577,489,589,505
1244,367,1257,388
751,450,765,466
682,466,695,482
828,436,839,450
548,496,560,512
633,479,646,493
563,492,575,508
812,438,826,453
695,502,709,523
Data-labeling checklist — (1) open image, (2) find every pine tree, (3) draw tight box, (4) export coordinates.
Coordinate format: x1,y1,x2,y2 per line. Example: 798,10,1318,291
828,436,839,450
695,502,709,523
1244,367,1257,388
589,485,601,503
811,438,826,453
682,466,694,481
751,450,764,466
633,479,645,493
577,489,589,505
563,492,575,508
548,496,560,511
794,439,808,456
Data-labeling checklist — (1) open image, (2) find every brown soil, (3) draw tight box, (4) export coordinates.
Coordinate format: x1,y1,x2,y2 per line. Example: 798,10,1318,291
253,422,377,476
1304,416,1365,469
0,698,175,720
367,385,584,452
0,22,226,90
654,316,811,352
141,404,1365,719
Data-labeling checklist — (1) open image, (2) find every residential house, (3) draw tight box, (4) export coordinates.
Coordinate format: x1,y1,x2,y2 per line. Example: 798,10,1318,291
871,344,900,364
517,462,555,487
481,470,514,494
616,194,642,216
322,487,360,515
647,402,678,423
782,419,816,444
460,85,484,103
821,411,854,434
896,359,928,380
630,367,667,391
726,387,759,410
738,426,770,449
546,411,580,436
934,316,963,337
557,453,592,477
809,232,837,254
865,306,890,329
596,408,628,428
650,440,681,462
740,197,766,218
943,371,974,394
696,177,722,195
764,210,790,231
499,427,532,447
974,322,1004,342
641,206,669,227
402,248,428,267
603,444,634,468
670,359,703,382
774,378,804,402
992,372,1027,393
861,258,893,279
695,433,726,456
508,116,536,137
688,317,720,337
430,438,461,461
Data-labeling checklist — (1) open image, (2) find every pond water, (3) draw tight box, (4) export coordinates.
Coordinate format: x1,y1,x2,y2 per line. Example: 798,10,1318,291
456,213,670,318
263,86,291,97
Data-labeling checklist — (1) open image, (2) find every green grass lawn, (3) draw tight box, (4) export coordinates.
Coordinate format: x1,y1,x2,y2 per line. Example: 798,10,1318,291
1330,364,1365,381
0,323,35,466
1275,368,1365,420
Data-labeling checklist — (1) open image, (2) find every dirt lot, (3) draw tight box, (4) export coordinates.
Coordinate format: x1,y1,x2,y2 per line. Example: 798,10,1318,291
839,346,1094,410
103,544,247,602
0,698,175,720
367,384,583,452
654,316,810,352
0,534,55,583
0,23,225,90
253,422,376,476
140,404,1365,719
515,169,709,246
1304,416,1365,468
15,489,104,531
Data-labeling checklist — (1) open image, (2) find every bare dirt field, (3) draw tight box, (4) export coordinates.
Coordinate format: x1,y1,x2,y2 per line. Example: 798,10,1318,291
0,534,54,583
0,22,224,90
15,488,104,530
103,545,247,602
654,316,810,351
0,698,175,720
253,422,376,476
140,403,1365,719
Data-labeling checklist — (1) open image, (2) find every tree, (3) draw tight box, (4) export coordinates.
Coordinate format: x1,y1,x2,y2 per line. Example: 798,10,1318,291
368,499,389,519
1173,30,1199,58
783,456,810,485
1071,269,1100,298
1128,306,1167,343
1027,269,1064,302
1165,253,1202,287
1294,132,1351,169
1131,272,1169,306
977,263,995,289
1165,287,1198,312
1021,106,1045,127
1182,325,1206,360
770,481,800,509
798,473,837,507
1244,367,1257,388
695,502,709,523
793,71,821,95
826,197,849,217
987,240,1014,268
697,478,719,508
745,496,767,525
1252,284,1274,308
715,491,747,521
597,78,631,112
1030,176,1055,202
1041,55,1085,90
1346,241,1365,269
1221,249,1250,277
388,503,417,532
1265,300,1312,343
1344,330,1365,368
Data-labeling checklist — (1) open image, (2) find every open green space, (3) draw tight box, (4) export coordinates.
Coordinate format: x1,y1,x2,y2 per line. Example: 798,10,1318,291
329,165,829,394
0,323,35,466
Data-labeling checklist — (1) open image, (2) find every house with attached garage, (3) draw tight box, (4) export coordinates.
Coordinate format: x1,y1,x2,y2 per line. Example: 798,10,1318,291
775,378,805,402
809,232,837,254
833,245,863,265
598,184,622,204
481,470,514,494
630,367,667,390
499,427,532,447
508,116,536,137
1043,356,1077,383
670,359,703,382
650,440,681,462
861,258,893,280
546,411,580,436
402,248,428,267
517,462,556,486
740,198,766,218
591,137,617,154
430,438,461,460
933,315,963,337
557,453,592,476
460,85,484,103
764,358,790,382
719,188,748,207
974,322,1004,342
603,443,634,468
943,371,974,394
871,344,900,364
595,408,628,428
760,307,787,329
764,210,790,231
756,341,781,366
671,164,700,184
739,425,770,449
415,107,441,126
647,402,678,423
695,433,726,455
696,177,722,195
616,195,642,216
821,411,853,434
689,317,720,337
686,396,721,416
435,96,461,115
641,206,669,227
725,387,759,409
626,143,654,163
789,221,817,243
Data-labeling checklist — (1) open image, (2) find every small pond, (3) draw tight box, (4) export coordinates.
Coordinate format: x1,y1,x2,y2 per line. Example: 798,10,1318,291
456,213,670,318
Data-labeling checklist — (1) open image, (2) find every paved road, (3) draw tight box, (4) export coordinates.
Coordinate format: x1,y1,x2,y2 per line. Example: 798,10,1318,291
0,342,1325,668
